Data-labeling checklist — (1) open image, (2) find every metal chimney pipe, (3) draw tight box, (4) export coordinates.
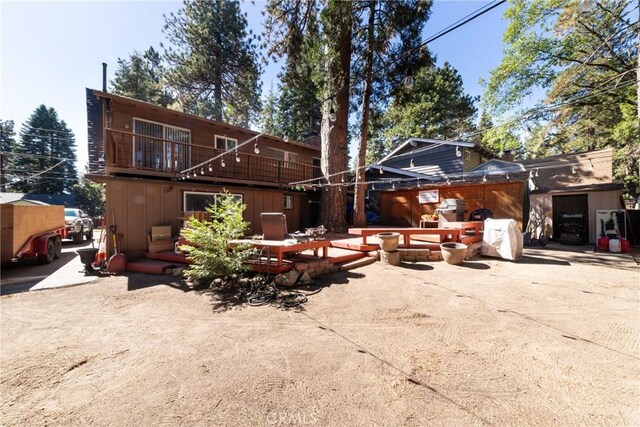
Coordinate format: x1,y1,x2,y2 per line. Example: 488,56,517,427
102,63,107,92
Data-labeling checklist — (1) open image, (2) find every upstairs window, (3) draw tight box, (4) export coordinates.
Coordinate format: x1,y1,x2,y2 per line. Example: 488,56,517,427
215,135,237,150
133,118,190,171
263,147,299,164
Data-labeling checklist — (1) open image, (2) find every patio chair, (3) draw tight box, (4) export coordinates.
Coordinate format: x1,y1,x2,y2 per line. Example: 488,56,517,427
261,212,288,240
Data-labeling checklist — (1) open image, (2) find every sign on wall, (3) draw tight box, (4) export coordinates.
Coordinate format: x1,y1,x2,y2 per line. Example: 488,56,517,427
418,190,439,204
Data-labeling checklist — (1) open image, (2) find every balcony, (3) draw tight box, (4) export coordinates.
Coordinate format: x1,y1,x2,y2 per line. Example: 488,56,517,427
104,128,321,186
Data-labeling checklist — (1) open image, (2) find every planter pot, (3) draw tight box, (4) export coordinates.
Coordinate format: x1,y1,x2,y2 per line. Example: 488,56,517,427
440,242,468,265
77,248,99,273
377,232,400,252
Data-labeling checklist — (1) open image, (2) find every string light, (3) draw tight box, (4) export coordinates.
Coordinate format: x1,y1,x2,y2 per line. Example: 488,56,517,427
403,67,414,89
379,167,384,174
506,172,510,180
535,168,539,177
529,170,534,179
254,143,260,154
200,167,204,175
283,131,289,142
372,184,375,190
571,166,576,174
410,158,415,168
482,174,487,183
221,158,226,168
329,106,337,122
455,146,462,157
208,163,213,172
235,152,241,162
446,178,451,185
392,182,396,189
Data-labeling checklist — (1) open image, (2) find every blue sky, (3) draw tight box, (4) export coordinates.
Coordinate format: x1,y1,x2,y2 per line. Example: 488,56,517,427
1,0,510,170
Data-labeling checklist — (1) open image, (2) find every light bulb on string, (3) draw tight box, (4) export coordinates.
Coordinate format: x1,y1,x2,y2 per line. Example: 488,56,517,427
482,174,487,183
455,146,462,158
341,175,345,183
410,158,415,168
221,158,226,168
392,182,396,189
283,131,289,142
338,186,342,192
403,67,414,89
200,167,204,175
535,168,539,177
372,184,375,190
186,173,190,179
379,167,384,174
208,163,213,172
254,143,260,154
329,106,337,123
506,173,510,180
529,170,534,179
235,152,241,162
446,178,451,186
571,166,576,174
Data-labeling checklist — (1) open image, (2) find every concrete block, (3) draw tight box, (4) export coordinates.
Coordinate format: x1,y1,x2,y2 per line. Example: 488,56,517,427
380,250,401,266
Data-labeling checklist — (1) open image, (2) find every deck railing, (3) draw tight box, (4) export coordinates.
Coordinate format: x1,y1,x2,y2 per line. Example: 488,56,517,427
105,128,320,185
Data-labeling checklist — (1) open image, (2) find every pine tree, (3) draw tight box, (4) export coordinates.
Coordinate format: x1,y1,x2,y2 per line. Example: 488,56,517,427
483,0,638,195
163,0,262,127
259,86,281,136
352,0,432,227
12,105,78,194
380,62,477,144
111,46,173,107
0,119,16,192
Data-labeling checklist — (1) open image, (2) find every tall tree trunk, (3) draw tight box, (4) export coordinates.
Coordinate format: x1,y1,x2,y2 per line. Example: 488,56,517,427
353,0,376,228
319,1,352,233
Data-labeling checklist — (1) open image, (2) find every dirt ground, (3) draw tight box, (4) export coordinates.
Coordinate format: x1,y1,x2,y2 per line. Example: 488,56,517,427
1,244,639,426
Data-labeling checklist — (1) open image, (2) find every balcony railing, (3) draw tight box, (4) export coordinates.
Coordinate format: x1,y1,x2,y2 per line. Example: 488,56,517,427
105,128,320,185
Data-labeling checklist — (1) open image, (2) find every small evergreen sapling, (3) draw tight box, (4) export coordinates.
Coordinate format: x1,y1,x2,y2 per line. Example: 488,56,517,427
179,193,255,280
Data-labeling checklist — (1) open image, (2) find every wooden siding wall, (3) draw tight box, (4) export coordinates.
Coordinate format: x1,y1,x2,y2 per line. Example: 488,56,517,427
105,178,306,259
109,100,319,165
384,144,462,176
463,150,482,171
379,182,525,230
530,190,623,244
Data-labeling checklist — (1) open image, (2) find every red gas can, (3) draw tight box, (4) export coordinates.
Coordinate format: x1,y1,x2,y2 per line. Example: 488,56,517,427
597,236,609,251
620,238,630,253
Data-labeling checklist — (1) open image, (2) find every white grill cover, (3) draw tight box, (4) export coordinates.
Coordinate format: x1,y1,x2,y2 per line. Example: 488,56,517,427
481,219,523,261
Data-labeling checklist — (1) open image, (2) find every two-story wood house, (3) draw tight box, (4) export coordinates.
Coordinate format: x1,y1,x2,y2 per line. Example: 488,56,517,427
86,89,322,258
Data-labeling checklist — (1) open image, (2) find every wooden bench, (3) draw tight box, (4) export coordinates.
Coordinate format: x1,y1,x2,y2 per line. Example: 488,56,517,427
439,221,484,244
348,227,461,246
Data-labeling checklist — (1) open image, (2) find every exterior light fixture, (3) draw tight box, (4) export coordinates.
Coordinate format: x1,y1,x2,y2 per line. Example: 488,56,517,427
403,67,414,89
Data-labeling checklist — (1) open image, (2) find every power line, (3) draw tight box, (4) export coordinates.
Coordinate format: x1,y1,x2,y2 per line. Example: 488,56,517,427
0,151,75,161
